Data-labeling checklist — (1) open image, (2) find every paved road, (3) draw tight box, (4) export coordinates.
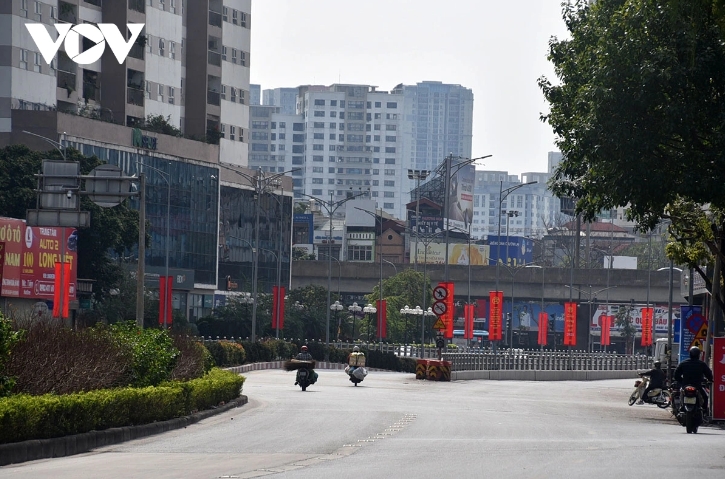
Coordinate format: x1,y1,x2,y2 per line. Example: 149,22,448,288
2,370,724,478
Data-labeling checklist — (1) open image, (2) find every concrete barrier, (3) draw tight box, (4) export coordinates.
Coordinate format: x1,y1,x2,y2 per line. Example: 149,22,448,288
451,369,641,381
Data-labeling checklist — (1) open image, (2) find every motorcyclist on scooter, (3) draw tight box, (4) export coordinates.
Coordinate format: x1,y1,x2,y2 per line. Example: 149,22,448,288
295,345,318,384
673,346,713,409
638,360,666,404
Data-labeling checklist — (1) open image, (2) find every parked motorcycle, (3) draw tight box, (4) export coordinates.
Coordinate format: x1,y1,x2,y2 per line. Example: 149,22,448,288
627,376,671,408
345,365,367,386
674,382,710,434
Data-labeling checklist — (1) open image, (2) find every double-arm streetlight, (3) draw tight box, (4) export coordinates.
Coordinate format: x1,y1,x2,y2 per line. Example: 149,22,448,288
363,303,377,343
218,164,297,342
407,168,430,272
355,206,388,347
330,300,344,340
298,189,369,357
525,264,545,350
348,301,363,341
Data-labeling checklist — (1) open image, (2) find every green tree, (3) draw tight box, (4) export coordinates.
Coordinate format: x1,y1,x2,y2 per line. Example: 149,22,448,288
0,145,142,303
615,304,638,355
365,268,431,343
539,0,725,342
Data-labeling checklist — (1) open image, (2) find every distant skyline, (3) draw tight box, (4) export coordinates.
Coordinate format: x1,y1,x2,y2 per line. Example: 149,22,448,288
250,0,571,177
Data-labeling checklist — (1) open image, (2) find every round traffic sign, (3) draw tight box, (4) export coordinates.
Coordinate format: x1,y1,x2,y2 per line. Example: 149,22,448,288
432,301,447,316
433,286,448,301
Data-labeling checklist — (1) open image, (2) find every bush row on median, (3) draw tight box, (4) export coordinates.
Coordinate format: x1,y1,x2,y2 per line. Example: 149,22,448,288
0,368,244,444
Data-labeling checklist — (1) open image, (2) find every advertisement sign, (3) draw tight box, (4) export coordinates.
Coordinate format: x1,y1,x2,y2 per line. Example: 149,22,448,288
447,164,475,229
641,307,653,346
1,218,78,301
411,242,490,265
409,214,445,235
679,305,707,362
590,304,679,335
712,337,725,421
537,312,548,346
487,236,534,266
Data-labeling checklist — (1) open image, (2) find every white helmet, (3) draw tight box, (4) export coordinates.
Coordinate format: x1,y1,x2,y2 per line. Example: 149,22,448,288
353,346,360,352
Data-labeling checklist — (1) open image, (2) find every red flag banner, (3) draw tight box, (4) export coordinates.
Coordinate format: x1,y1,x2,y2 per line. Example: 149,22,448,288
464,304,474,339
537,312,548,346
278,286,285,330
564,302,577,346
158,276,166,325
272,286,279,329
641,307,653,346
166,276,173,326
62,262,71,319
489,291,503,341
53,262,61,317
272,286,286,330
439,282,454,339
601,315,612,346
377,299,387,339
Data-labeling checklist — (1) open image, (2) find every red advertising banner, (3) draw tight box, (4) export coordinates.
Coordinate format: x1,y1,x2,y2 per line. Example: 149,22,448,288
377,299,387,339
437,281,454,339
158,276,173,326
489,291,503,341
476,298,487,319
464,304,474,340
537,312,548,346
0,218,78,301
166,276,173,326
712,337,725,421
564,302,577,346
272,285,286,330
641,307,653,346
601,315,612,346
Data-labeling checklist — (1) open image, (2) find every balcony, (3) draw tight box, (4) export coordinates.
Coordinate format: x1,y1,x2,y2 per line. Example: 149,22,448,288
58,2,77,23
209,11,222,28
57,70,76,97
83,82,100,102
127,87,144,106
207,90,220,106
128,0,145,14
207,51,221,67
128,42,144,60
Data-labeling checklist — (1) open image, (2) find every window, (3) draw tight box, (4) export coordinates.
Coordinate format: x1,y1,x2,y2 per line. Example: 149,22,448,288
329,167,336,173
293,123,304,131
338,134,344,141
313,144,324,151
386,136,397,142
384,192,395,198
314,110,325,117
374,135,380,141
168,86,175,104
240,11,247,27
231,87,237,103
158,84,164,102
330,100,337,106
312,189,323,195
329,145,336,151
169,42,176,59
19,49,28,70
339,112,345,119
170,0,176,14
159,0,165,10
313,133,324,140
386,124,397,131
386,102,398,109
385,147,396,153
312,167,324,173
221,85,226,100
384,169,395,175
251,143,268,151
280,122,286,129
145,81,151,99
373,169,379,175
231,49,237,64
232,9,238,25
20,0,28,17
222,46,227,61
384,203,395,209
329,111,337,118
240,51,246,67
372,180,379,186
340,101,345,107
375,101,381,108
33,52,40,72
251,131,268,141
159,38,165,57
220,124,226,138
223,6,228,21
147,35,153,54
374,124,381,130
230,126,236,140
314,99,325,106
329,156,336,162
384,180,395,187
329,134,336,140
313,122,325,128
34,1,41,21
50,5,56,19
348,245,372,261
348,100,364,109
312,178,323,184
252,120,269,129
312,155,323,162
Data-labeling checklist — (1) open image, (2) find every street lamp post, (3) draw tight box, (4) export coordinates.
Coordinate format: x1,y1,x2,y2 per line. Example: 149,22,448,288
407,169,430,271
348,301,362,341
565,284,617,352
422,307,436,356
505,210,519,267
331,300,343,341
658,264,682,384
363,303,377,343
400,305,412,349
525,265,545,350
298,189,369,358
319,252,342,298
218,163,298,342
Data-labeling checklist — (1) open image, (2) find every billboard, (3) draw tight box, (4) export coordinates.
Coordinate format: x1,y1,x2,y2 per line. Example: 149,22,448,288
488,236,534,266
590,304,679,336
447,164,475,230
411,242,490,265
0,217,78,300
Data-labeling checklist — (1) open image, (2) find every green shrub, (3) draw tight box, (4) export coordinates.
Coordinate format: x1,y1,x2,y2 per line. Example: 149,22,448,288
0,312,22,397
171,337,214,380
106,322,179,387
0,368,244,444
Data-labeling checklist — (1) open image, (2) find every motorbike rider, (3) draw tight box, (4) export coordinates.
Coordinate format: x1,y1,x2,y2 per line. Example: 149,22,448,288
673,346,713,410
638,360,666,404
347,346,365,372
295,345,318,384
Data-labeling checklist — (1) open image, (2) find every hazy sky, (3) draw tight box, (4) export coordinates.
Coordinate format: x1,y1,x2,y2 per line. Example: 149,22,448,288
250,0,571,177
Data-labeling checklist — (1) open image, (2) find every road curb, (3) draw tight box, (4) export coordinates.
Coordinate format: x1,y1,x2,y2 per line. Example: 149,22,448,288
0,395,248,467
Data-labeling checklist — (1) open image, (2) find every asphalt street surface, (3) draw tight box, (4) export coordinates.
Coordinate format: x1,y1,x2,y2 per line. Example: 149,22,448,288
2,369,724,478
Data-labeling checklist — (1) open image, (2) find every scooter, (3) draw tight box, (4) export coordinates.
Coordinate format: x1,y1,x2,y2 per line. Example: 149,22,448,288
296,367,312,391
284,359,316,391
627,375,671,408
675,382,710,434
345,365,367,386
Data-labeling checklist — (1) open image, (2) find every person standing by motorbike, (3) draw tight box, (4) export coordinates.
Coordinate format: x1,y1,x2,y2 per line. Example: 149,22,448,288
638,361,666,404
673,346,713,410
295,345,318,384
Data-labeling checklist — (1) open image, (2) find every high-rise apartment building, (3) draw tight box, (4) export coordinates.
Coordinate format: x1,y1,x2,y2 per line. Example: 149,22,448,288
249,82,474,220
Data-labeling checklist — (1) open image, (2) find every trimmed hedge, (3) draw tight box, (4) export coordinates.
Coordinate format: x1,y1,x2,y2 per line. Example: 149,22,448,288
0,368,244,444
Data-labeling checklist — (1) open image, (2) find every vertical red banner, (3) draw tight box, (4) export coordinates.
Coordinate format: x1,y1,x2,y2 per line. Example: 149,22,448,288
53,262,61,317
377,299,387,339
601,315,612,346
712,337,725,421
476,298,487,319
488,291,503,341
563,302,577,346
537,312,548,346
278,286,285,330
641,307,653,346
166,276,173,326
442,282,454,339
62,262,71,319
464,304,474,339
158,276,166,325
272,286,279,329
